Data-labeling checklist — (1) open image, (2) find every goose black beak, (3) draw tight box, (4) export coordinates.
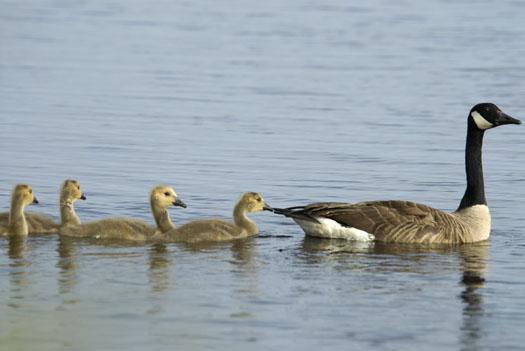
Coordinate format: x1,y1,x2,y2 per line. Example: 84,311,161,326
497,112,521,126
173,198,187,208
80,193,87,200
263,203,274,212
32,197,39,204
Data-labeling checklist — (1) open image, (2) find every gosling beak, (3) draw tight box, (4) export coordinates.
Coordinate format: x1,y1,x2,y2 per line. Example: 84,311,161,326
263,203,274,212
32,197,39,204
80,193,87,200
173,198,187,208
498,112,522,126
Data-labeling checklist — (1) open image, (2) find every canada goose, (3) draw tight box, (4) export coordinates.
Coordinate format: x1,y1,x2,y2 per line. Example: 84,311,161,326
59,185,187,242
269,103,521,244
155,192,271,243
0,184,39,236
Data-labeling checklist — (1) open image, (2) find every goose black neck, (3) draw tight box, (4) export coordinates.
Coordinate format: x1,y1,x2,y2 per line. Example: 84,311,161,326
457,120,486,210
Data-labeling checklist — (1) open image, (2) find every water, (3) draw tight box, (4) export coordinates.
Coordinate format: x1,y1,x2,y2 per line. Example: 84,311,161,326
1,0,525,349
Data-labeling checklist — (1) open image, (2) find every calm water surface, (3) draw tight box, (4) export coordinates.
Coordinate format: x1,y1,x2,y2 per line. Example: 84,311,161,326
1,0,525,350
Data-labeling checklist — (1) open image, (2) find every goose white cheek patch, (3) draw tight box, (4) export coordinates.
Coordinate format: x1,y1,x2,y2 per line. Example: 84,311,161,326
471,111,494,130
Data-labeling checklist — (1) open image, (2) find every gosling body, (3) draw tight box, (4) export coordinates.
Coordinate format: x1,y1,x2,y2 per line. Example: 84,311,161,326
59,185,186,242
58,179,87,228
0,212,57,235
158,192,271,243
1,179,88,234
0,184,39,236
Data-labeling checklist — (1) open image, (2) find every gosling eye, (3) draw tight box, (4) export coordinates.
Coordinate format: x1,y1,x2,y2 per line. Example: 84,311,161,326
77,185,80,190
28,189,32,194
164,192,170,196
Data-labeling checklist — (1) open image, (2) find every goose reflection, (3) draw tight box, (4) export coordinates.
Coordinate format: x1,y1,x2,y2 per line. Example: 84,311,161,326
300,236,488,347
300,237,475,270
302,237,375,254
458,242,488,351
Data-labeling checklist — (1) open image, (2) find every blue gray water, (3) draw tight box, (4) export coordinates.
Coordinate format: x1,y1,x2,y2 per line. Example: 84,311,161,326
1,0,525,350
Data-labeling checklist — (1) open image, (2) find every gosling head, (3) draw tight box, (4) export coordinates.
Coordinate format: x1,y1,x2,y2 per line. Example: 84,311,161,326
238,192,273,213
12,184,38,207
61,179,86,203
150,185,187,210
469,103,521,131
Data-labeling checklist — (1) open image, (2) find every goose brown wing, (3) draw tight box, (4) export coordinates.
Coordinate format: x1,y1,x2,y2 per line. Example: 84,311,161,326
299,200,455,242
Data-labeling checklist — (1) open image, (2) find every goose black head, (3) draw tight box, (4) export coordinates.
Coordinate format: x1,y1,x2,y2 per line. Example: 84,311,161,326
469,103,521,130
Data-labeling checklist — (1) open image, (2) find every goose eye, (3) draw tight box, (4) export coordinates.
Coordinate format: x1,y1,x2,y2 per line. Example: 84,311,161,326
164,192,170,196
77,185,80,190
28,189,32,194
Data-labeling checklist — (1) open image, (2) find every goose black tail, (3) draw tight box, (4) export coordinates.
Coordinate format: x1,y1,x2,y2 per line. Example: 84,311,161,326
269,206,321,223
270,206,306,216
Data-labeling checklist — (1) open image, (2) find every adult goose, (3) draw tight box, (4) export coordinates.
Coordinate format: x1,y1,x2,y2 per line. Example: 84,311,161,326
269,103,521,244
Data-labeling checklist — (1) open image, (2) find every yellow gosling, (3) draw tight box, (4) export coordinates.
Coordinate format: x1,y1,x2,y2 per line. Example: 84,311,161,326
0,184,39,236
155,192,271,244
59,185,186,242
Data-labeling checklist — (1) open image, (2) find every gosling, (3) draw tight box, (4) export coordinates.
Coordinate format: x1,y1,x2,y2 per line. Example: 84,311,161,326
59,185,187,242
59,179,87,227
0,184,39,236
1,180,87,234
0,210,56,234
155,192,272,243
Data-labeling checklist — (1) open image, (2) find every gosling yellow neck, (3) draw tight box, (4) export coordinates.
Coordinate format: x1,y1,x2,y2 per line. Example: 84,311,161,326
8,199,28,235
151,203,175,233
60,200,81,226
233,202,258,235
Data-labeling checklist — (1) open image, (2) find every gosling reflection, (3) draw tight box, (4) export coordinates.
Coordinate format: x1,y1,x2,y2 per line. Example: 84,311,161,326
230,237,256,270
148,243,171,293
7,236,30,306
459,242,489,351
176,237,257,270
57,236,79,295
229,237,259,297
8,235,27,259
